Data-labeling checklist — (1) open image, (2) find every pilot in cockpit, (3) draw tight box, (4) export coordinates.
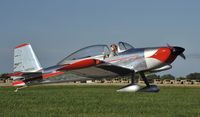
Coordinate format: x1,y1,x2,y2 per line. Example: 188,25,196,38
109,44,118,57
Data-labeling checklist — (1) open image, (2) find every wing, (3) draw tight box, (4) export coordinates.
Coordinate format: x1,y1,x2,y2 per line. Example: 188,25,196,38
68,63,132,79
57,59,132,79
41,62,132,84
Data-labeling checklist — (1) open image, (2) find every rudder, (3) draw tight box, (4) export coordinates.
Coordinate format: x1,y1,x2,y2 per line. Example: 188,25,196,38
14,43,42,72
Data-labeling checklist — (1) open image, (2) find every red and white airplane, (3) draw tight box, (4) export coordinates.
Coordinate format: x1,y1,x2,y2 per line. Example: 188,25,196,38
8,42,185,92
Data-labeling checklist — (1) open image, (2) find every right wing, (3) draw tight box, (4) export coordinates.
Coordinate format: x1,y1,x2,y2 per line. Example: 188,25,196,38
54,58,132,80
41,60,132,84
68,63,132,79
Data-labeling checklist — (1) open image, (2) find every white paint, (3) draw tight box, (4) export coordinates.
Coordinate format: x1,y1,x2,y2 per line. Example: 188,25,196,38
144,49,163,69
117,84,140,92
145,58,162,69
13,82,25,86
144,49,157,58
14,44,42,72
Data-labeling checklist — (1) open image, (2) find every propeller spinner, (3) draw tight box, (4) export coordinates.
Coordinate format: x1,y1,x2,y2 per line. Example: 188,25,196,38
167,44,186,60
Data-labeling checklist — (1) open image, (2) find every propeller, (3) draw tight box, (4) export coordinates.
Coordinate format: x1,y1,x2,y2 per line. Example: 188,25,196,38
167,44,186,60
185,54,200,59
180,53,186,59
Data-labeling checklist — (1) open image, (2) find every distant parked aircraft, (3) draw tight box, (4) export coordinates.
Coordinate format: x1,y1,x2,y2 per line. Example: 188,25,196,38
7,42,185,92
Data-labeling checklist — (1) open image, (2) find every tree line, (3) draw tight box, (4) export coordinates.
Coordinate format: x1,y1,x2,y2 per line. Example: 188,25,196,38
148,72,200,80
0,72,200,81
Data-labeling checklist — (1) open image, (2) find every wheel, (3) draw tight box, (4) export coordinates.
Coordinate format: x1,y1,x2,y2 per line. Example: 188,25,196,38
139,85,160,92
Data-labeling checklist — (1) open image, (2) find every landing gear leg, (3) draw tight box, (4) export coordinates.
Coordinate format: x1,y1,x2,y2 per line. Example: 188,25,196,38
131,71,135,84
139,72,160,92
14,85,27,92
140,72,150,87
117,71,140,92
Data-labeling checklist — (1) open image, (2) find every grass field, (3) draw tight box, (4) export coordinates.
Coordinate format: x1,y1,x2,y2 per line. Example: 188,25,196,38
0,85,200,117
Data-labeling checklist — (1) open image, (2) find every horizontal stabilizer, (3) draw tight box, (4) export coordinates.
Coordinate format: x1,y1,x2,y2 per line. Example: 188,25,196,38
12,80,26,86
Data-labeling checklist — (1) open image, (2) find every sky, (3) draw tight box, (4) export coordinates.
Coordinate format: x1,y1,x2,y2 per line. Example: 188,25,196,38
0,0,199,77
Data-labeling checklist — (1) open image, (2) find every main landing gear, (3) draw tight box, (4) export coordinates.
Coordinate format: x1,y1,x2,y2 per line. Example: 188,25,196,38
139,72,160,92
117,71,160,92
14,85,28,92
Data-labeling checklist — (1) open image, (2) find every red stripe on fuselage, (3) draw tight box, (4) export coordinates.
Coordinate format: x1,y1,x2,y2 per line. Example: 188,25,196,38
42,71,64,79
6,72,23,77
58,59,102,71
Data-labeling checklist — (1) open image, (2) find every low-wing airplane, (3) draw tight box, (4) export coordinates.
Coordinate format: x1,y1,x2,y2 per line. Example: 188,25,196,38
7,42,185,92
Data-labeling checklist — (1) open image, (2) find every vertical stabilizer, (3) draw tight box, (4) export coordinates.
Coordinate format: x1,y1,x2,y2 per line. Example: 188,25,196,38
14,43,42,72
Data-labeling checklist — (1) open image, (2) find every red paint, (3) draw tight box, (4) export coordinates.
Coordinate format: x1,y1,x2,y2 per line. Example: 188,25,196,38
42,71,64,79
149,48,171,63
7,72,23,77
12,80,25,86
95,60,101,64
58,59,101,71
15,43,30,49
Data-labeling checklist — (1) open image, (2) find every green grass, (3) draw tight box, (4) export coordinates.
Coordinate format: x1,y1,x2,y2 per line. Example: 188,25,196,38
0,85,200,117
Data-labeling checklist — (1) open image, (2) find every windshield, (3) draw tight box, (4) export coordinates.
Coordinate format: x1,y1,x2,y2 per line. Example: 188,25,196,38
62,45,110,61
118,42,134,51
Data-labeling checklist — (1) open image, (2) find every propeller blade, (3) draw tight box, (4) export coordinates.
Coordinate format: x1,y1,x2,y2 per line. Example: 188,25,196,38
180,53,186,60
166,43,173,49
185,54,200,59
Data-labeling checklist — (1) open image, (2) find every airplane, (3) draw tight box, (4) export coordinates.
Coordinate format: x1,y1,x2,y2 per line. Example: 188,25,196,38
7,42,185,92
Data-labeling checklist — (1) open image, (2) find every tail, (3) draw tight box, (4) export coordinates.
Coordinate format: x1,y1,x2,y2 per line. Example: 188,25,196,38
14,43,42,72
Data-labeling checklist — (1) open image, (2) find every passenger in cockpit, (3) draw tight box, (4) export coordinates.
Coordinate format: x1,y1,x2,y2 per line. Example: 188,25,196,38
109,44,118,57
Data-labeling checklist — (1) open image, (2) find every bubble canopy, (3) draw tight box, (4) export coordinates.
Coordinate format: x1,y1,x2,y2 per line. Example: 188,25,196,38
58,42,134,65
62,45,110,61
118,41,134,51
